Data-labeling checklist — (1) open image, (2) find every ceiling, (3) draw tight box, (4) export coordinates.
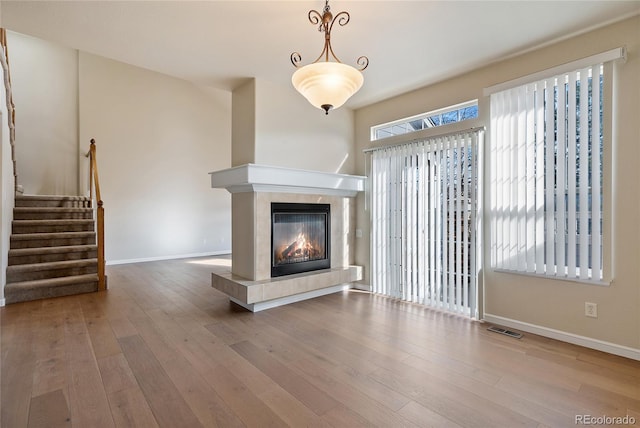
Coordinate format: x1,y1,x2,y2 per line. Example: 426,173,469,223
2,1,639,109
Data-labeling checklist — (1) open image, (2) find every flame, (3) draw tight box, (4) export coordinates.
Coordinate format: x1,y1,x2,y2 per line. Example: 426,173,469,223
276,232,323,264
294,233,307,251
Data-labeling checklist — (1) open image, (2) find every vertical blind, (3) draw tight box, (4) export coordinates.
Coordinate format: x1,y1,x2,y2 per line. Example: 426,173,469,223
489,65,604,282
369,129,482,318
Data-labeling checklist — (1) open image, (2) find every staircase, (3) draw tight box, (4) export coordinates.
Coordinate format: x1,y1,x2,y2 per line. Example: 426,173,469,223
5,195,100,304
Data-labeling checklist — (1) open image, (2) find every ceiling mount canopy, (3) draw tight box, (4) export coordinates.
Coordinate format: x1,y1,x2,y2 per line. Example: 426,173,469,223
291,0,369,115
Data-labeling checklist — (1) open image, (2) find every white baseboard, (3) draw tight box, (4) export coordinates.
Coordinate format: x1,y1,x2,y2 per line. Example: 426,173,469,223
484,314,640,361
0,298,5,307
107,250,232,266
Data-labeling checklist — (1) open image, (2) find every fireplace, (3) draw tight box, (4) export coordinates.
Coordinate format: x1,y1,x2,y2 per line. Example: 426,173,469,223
271,202,330,277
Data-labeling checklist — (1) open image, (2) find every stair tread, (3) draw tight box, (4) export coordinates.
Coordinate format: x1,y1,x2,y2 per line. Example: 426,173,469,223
16,195,90,201
9,245,98,255
14,207,92,212
11,231,96,240
5,274,99,304
7,258,98,272
5,274,99,289
13,219,94,224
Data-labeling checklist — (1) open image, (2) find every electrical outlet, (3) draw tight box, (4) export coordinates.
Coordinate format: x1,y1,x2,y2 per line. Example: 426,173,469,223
585,302,598,318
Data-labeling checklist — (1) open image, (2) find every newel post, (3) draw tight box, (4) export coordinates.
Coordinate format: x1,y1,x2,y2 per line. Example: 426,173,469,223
89,138,106,291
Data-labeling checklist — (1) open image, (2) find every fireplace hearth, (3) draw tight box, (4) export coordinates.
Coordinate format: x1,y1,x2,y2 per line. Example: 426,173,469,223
271,202,330,277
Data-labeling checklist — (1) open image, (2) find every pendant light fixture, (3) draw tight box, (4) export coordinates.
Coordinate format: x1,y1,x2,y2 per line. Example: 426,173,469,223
291,0,369,115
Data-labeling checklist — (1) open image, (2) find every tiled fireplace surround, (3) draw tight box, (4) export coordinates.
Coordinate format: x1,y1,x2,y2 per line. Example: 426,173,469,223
210,164,365,312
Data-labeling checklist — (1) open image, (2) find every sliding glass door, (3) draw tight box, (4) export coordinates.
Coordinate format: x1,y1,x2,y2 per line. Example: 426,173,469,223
370,129,483,318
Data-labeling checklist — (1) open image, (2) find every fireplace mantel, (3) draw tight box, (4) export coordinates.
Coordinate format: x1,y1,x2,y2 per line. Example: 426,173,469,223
209,163,366,197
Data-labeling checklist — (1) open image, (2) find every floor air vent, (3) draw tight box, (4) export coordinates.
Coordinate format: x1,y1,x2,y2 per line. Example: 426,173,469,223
487,326,523,339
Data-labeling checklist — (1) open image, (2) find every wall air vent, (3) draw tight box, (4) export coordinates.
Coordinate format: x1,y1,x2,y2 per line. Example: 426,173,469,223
487,326,523,339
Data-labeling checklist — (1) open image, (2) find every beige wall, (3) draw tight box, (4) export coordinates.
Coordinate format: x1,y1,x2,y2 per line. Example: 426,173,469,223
254,78,355,174
5,32,234,264
5,29,357,266
78,52,232,263
354,16,640,351
7,31,79,195
231,78,356,175
231,79,256,167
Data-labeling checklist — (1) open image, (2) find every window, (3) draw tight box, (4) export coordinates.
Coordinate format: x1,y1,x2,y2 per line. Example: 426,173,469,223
371,100,478,141
486,51,621,284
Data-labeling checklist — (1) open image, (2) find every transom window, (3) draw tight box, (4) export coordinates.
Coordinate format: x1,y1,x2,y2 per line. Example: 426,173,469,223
371,100,478,141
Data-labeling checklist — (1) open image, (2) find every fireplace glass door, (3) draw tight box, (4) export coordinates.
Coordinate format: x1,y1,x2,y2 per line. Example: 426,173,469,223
271,203,330,277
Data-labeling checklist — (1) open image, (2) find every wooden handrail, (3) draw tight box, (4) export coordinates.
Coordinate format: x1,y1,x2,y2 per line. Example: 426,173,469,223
0,28,18,192
87,138,106,291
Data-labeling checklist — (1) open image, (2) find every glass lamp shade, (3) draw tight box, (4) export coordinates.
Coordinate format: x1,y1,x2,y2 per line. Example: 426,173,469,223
292,61,363,114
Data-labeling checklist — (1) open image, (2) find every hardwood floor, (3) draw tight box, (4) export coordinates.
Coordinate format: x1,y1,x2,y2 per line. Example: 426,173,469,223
2,255,639,427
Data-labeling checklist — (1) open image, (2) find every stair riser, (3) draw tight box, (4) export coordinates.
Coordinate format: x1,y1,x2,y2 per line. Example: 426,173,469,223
12,223,95,234
10,236,96,249
7,265,98,282
5,281,98,304
9,250,98,265
14,211,94,220
15,199,91,208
